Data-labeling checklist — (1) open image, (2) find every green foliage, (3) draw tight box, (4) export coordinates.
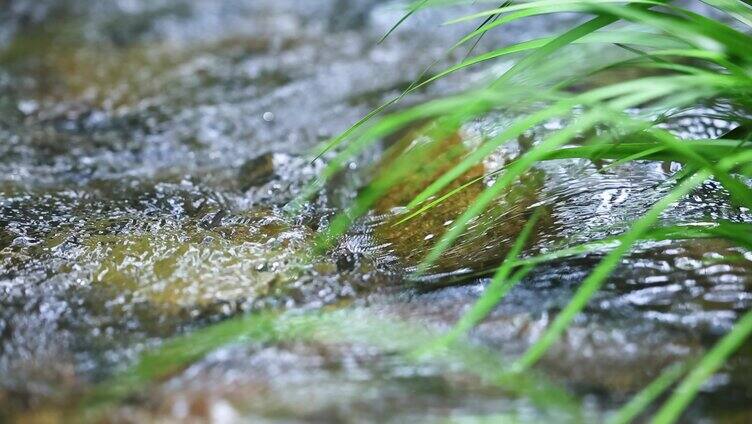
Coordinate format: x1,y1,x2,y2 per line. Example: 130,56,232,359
429,208,543,350
652,308,752,423
306,0,752,422
86,310,582,422
606,363,687,424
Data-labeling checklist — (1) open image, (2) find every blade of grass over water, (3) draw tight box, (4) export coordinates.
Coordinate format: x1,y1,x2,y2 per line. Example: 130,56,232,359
461,2,511,61
651,309,752,424
84,312,280,406
395,30,691,100
540,140,744,163
646,129,752,209
396,134,745,229
702,0,752,27
309,0,705,163
514,147,752,371
414,78,699,273
315,115,472,250
379,0,430,44
512,168,712,372
413,110,610,274
404,73,721,213
431,208,544,350
290,86,526,214
606,363,688,424
86,310,582,420
454,1,669,86
310,0,522,161
432,220,752,286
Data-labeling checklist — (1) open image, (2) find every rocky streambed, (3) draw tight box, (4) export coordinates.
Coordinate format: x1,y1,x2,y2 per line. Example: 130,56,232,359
1,1,751,423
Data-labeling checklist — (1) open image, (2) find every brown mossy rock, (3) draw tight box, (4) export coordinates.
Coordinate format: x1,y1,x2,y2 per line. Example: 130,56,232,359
372,131,483,214
372,128,555,278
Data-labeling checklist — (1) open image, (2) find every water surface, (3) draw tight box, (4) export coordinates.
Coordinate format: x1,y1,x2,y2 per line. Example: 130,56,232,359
1,1,751,422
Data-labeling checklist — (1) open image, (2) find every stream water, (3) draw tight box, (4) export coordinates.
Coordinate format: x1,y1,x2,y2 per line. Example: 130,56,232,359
1,1,751,423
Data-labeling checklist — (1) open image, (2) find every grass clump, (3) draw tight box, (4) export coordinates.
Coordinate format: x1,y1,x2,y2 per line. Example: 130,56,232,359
307,0,752,422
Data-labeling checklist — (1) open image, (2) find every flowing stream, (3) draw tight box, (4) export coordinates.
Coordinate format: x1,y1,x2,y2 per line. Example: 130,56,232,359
1,1,751,422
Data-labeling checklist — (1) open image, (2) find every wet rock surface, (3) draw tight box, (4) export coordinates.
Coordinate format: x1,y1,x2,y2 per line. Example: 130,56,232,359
0,1,751,423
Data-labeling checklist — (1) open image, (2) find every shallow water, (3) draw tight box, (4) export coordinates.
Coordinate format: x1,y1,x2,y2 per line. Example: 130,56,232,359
1,1,751,423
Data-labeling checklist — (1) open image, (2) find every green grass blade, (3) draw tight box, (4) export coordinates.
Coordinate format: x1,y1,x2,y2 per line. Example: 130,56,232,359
607,363,688,424
592,2,752,54
646,129,752,209
379,0,430,44
514,148,752,372
405,74,715,212
436,209,544,348
416,76,709,272
493,13,618,86
540,140,741,163
701,0,752,27
446,0,662,25
85,309,582,418
651,309,752,424
415,110,610,274
511,169,712,372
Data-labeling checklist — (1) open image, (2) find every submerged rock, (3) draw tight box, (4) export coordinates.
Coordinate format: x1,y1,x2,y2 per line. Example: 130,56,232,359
371,129,554,280
238,153,276,190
